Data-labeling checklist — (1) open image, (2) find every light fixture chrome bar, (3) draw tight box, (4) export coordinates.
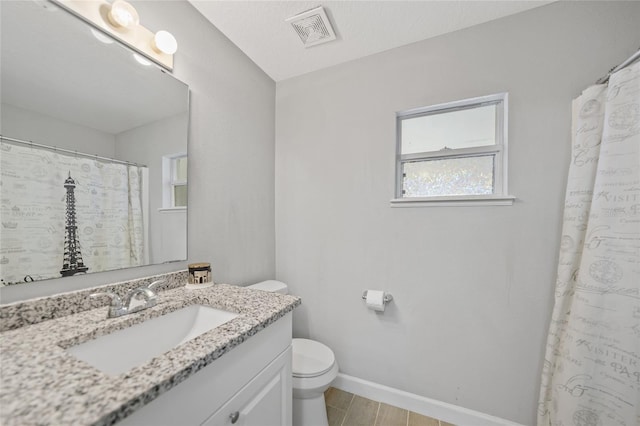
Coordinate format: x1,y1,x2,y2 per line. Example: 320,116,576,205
0,135,147,168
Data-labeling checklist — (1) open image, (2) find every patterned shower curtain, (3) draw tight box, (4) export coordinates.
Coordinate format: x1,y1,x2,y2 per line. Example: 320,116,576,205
538,61,639,425
0,142,147,284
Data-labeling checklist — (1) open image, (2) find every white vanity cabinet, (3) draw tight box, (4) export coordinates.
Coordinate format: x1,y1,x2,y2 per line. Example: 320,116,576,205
119,313,292,426
202,348,291,425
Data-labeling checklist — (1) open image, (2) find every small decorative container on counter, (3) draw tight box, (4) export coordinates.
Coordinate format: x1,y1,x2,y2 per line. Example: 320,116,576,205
188,262,212,284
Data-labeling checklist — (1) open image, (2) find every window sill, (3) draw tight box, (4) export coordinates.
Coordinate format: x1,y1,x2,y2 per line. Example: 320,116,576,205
390,195,516,207
158,207,187,213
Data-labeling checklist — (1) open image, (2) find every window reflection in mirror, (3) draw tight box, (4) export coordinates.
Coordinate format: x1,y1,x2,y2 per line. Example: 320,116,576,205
172,156,188,208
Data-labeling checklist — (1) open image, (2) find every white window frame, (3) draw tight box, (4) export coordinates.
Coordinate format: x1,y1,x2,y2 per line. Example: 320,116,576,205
161,153,187,210
392,92,514,207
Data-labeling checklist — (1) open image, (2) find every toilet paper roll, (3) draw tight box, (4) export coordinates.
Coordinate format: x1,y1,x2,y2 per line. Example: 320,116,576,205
365,290,385,312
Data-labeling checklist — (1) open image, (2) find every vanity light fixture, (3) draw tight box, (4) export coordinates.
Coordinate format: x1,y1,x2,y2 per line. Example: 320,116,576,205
52,0,177,71
152,30,178,55
107,0,139,29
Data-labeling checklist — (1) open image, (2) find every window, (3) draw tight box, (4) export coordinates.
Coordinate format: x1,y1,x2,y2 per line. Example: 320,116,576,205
162,153,187,208
393,93,513,206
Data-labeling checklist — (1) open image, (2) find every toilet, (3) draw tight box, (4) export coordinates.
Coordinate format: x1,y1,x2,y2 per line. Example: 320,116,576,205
248,280,339,426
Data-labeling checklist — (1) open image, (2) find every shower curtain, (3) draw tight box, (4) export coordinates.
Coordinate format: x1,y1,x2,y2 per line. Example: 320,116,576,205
538,61,640,425
0,142,148,283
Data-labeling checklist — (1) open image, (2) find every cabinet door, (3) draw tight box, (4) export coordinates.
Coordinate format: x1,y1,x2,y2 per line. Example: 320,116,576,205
203,346,292,426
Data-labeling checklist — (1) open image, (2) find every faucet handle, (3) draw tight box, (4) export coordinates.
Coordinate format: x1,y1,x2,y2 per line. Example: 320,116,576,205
124,286,157,311
147,279,167,293
90,292,125,318
90,292,123,308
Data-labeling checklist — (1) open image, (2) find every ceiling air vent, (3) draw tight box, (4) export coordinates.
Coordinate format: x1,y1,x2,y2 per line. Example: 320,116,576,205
286,6,336,48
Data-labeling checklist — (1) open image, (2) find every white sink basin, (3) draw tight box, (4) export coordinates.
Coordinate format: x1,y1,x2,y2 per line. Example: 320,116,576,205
66,305,239,375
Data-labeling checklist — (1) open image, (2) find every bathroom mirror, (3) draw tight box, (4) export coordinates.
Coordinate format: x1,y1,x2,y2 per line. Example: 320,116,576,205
0,1,189,287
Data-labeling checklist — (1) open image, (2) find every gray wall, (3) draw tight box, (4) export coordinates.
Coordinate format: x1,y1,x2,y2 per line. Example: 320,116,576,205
274,2,640,424
137,0,276,287
0,0,276,302
116,113,189,263
1,103,116,157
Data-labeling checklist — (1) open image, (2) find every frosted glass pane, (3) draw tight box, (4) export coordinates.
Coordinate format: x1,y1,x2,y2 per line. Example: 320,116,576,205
402,156,494,197
401,104,496,154
174,185,187,207
175,157,188,181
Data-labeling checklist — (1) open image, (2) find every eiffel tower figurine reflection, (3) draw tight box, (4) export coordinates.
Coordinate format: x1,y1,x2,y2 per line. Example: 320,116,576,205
60,172,88,277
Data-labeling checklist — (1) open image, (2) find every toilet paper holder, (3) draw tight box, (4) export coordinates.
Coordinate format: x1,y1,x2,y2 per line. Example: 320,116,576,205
361,290,393,304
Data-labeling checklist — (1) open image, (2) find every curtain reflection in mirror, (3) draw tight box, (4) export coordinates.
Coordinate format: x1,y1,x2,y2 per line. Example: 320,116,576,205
0,141,148,286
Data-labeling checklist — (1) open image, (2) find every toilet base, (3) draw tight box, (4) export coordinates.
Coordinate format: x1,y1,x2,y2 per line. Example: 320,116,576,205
293,393,329,426
291,361,339,426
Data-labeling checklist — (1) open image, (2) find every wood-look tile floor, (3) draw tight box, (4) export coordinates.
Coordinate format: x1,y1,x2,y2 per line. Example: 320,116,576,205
325,388,456,426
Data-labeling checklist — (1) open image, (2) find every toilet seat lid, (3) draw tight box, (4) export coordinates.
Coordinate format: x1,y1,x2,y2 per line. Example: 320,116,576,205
292,338,335,378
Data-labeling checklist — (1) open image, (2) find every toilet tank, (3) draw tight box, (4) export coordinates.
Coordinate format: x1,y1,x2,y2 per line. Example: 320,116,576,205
247,280,289,294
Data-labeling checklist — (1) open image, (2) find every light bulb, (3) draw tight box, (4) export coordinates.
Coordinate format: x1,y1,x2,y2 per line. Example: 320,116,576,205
107,1,139,28
152,30,178,55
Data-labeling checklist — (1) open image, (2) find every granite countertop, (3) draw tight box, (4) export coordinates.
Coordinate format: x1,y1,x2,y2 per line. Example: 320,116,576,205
0,283,300,426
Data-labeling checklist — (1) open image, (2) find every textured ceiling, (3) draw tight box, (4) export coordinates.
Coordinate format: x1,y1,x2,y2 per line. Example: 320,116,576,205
189,1,553,82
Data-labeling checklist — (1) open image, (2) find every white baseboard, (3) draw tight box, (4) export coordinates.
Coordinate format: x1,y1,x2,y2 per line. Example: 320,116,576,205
332,374,525,426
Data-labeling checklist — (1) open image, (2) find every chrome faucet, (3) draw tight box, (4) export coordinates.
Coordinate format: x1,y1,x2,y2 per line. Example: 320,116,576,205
90,279,167,318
